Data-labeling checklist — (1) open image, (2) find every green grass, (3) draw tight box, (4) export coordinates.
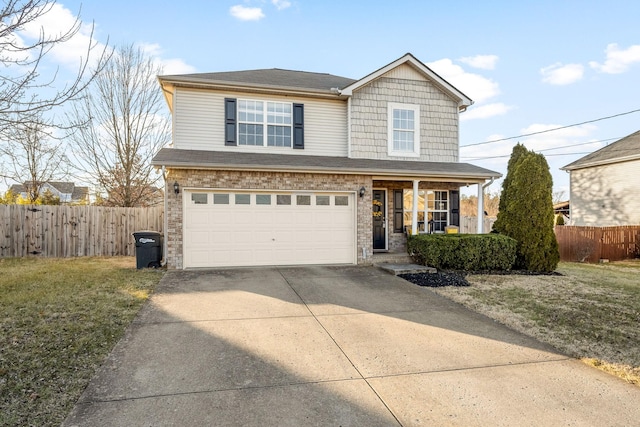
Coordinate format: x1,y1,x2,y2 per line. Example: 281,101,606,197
432,261,640,385
0,257,164,427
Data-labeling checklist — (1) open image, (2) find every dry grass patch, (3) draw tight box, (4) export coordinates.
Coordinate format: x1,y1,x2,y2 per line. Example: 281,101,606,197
431,261,640,385
0,257,164,427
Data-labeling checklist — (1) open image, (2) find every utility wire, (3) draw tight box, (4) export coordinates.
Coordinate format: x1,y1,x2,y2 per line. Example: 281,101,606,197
461,108,640,148
461,137,621,161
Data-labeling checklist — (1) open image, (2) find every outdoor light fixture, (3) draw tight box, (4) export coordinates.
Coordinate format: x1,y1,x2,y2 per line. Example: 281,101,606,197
359,186,366,198
173,181,180,195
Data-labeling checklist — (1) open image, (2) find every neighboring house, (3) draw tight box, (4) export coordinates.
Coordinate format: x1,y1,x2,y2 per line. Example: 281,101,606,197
9,181,90,204
561,130,640,226
152,53,501,269
553,200,570,223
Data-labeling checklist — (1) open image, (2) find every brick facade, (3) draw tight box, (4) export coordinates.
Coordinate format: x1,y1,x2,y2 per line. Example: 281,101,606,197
166,169,372,269
165,169,462,269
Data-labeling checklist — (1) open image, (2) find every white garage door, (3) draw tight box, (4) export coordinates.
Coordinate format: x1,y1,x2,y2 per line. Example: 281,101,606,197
183,190,356,268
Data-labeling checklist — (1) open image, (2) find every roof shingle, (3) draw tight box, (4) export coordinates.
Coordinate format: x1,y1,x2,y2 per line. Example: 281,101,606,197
152,148,500,181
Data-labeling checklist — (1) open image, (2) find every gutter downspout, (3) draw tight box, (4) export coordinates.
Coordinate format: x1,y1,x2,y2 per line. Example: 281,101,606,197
161,165,168,267
477,177,495,234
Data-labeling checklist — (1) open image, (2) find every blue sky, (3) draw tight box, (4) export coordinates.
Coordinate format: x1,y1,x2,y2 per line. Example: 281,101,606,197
14,0,640,197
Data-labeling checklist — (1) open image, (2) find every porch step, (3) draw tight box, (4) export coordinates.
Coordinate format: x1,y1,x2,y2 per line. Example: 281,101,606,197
376,263,437,276
371,252,414,264
372,252,437,276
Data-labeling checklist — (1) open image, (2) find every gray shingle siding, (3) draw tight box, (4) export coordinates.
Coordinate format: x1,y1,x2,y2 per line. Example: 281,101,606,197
349,77,459,162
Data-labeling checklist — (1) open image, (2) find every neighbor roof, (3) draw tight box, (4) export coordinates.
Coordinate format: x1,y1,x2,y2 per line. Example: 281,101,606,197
152,148,501,182
562,130,640,171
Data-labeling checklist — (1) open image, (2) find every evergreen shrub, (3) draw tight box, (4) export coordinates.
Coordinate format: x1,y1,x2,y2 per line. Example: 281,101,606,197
408,234,517,271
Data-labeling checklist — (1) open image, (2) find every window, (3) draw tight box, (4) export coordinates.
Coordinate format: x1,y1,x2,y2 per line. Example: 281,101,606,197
191,193,208,204
213,194,229,204
296,195,311,206
427,191,448,232
256,194,271,205
335,196,349,206
235,194,251,205
276,195,291,205
388,102,420,157
226,98,303,149
316,195,330,206
402,189,448,233
238,100,291,147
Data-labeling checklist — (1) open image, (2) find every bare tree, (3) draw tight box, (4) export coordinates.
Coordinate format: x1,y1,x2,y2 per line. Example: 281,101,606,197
67,44,170,207
0,118,67,202
0,0,109,139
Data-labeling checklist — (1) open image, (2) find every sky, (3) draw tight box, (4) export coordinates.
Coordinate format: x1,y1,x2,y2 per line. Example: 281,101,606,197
8,0,640,198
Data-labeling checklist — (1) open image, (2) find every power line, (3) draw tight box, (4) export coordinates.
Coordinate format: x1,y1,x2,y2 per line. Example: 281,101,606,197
461,108,640,148
460,137,620,161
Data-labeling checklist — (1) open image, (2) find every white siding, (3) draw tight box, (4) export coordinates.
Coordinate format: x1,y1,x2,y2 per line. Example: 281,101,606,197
383,63,425,81
349,75,459,162
173,88,348,157
570,159,640,226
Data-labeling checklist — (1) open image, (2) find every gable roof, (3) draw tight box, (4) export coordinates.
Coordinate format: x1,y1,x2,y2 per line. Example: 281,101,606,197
561,130,640,171
157,53,473,109
152,148,500,182
339,53,473,110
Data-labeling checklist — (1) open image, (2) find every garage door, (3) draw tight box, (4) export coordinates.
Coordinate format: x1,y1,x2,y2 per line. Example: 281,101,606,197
183,190,356,268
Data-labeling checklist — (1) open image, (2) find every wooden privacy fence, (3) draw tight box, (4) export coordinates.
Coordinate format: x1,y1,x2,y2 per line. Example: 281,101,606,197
460,216,497,234
554,225,640,263
0,205,164,258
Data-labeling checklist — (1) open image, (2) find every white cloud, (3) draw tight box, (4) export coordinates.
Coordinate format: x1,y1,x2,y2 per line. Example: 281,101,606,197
459,55,499,70
16,3,106,70
230,5,265,21
589,43,640,74
460,103,513,121
540,63,584,85
427,58,500,103
139,43,196,75
272,0,292,10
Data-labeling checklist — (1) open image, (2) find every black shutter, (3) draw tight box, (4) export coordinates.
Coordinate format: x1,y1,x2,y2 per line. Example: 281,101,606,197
292,103,304,149
450,189,460,227
224,98,237,146
393,190,404,233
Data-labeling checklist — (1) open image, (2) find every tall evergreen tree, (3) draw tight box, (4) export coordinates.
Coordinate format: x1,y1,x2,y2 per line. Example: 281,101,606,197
494,145,559,272
493,143,529,234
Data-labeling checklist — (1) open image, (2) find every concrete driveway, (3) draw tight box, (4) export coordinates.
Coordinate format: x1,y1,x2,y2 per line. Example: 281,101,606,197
64,266,640,426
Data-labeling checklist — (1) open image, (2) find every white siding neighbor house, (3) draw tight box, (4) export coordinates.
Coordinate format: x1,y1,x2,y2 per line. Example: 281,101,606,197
561,130,640,226
152,53,501,269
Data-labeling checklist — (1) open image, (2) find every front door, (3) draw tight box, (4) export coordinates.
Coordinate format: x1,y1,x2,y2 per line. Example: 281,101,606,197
373,189,386,250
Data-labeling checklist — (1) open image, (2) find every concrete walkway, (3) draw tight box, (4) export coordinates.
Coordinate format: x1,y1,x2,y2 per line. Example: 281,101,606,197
64,266,640,426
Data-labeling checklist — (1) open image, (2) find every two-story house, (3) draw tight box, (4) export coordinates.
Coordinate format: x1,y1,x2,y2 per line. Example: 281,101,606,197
152,53,501,269
561,129,640,226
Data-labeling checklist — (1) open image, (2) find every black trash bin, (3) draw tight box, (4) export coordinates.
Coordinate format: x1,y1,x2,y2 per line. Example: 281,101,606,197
133,231,163,269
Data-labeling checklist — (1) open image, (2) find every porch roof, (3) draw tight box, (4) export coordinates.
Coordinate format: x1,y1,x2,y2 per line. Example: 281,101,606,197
152,148,501,183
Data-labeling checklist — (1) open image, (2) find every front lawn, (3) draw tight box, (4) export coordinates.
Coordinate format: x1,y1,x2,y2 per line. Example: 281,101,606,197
430,261,640,385
0,257,164,427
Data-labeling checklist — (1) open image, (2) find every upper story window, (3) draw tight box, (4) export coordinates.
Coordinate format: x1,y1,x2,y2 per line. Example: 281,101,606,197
388,102,420,157
226,98,304,149
238,100,292,147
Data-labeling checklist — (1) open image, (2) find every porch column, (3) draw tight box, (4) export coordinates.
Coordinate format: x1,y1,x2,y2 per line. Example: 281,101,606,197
412,179,419,235
477,183,484,234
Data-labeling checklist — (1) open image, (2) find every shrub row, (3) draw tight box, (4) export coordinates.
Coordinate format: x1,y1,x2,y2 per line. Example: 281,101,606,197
407,233,517,271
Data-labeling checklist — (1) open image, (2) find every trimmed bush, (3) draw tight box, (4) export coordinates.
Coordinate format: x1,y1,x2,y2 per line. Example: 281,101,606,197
408,233,517,271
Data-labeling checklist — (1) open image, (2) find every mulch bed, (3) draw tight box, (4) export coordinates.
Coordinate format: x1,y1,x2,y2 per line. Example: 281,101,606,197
400,269,562,288
399,271,470,287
